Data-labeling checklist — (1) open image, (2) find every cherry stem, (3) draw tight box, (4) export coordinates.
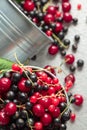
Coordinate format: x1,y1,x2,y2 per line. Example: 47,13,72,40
0,98,4,103
52,33,68,49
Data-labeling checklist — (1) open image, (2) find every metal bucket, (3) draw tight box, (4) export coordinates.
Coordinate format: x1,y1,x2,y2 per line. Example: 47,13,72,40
0,0,51,62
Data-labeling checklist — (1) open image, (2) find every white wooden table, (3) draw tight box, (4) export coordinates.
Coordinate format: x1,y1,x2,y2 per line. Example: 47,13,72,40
30,0,87,129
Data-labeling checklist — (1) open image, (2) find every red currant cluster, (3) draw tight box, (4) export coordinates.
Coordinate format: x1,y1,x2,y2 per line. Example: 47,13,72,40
0,64,83,130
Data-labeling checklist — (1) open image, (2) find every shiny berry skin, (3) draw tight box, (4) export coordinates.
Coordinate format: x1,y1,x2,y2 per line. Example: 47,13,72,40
52,97,59,106
18,79,30,92
0,78,11,92
5,102,17,116
48,105,55,112
47,6,57,15
33,104,45,117
65,54,75,64
45,30,52,36
70,113,76,121
74,94,83,106
23,1,35,12
77,59,84,67
12,63,21,71
0,111,10,125
62,2,71,12
63,13,72,23
34,122,43,130
65,74,75,84
38,98,52,109
51,107,60,118
30,95,37,104
41,113,52,126
54,22,63,33
48,45,59,55
44,14,55,24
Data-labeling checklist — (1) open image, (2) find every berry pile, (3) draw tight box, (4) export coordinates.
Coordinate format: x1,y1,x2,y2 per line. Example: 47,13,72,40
14,0,79,56
0,64,83,130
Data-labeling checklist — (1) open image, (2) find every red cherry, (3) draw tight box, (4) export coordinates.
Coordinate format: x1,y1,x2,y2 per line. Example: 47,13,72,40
65,54,75,64
38,98,52,109
34,122,43,130
0,78,11,93
5,102,17,116
23,1,35,12
45,30,52,36
18,79,30,92
41,113,52,126
12,63,21,71
48,45,59,55
70,113,76,121
44,14,55,24
63,13,72,23
47,6,57,15
51,107,60,118
62,2,71,12
74,94,83,106
54,22,63,33
33,104,45,117
0,111,10,125
65,74,75,83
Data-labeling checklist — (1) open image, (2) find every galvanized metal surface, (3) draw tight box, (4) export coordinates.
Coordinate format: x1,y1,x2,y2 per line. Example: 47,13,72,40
0,0,51,62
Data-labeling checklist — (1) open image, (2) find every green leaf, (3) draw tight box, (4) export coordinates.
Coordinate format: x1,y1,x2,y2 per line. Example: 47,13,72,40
0,58,14,71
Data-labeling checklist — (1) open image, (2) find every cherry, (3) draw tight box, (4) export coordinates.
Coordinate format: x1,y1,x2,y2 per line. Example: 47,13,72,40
33,104,45,117
65,54,75,64
54,22,63,33
18,79,30,92
44,14,55,24
23,1,35,12
41,113,52,126
74,94,83,106
0,78,11,92
62,2,71,12
5,102,17,116
70,113,76,121
65,74,75,84
63,12,72,23
0,111,10,125
48,45,59,55
46,6,57,15
34,122,43,130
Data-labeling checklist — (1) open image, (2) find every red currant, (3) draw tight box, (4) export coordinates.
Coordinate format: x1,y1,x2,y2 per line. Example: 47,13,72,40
0,111,10,125
54,22,63,33
5,102,17,116
44,14,55,24
34,122,43,130
47,6,57,15
65,54,75,64
70,113,76,121
65,74,75,83
62,2,71,12
38,98,52,109
63,13,72,23
23,1,35,12
12,63,21,71
0,78,11,93
41,113,52,126
74,94,83,106
33,104,45,117
48,45,59,55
